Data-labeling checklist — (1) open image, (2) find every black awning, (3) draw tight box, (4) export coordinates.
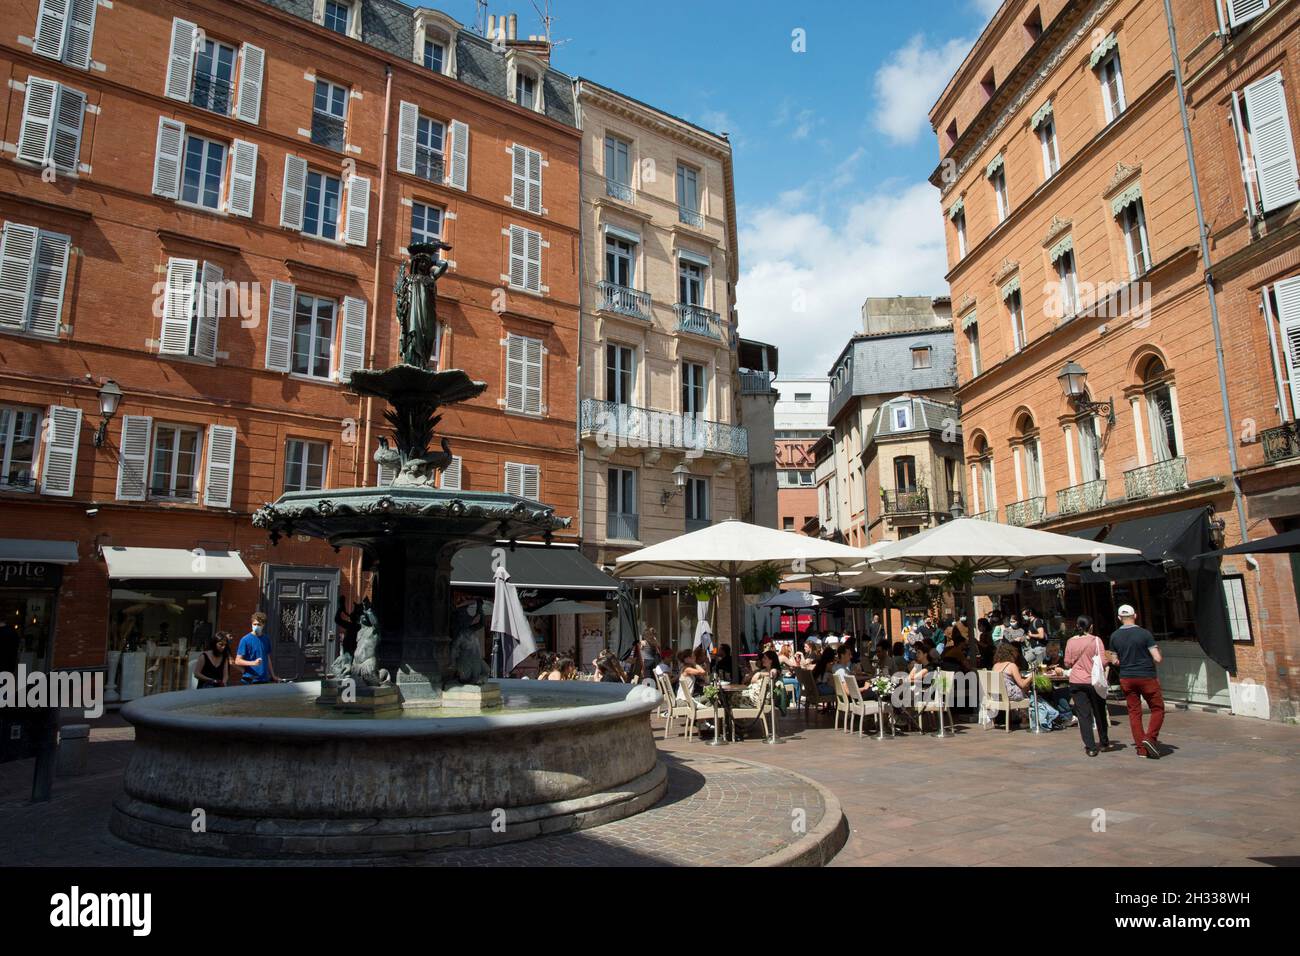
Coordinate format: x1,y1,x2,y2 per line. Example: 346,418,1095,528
1199,527,1300,558
450,544,619,594
1031,525,1106,579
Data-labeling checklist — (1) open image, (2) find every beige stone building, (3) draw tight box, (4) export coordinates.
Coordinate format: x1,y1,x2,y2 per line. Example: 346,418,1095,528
572,79,745,651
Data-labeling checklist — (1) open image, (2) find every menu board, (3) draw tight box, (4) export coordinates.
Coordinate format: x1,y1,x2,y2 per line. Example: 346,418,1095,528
579,624,604,670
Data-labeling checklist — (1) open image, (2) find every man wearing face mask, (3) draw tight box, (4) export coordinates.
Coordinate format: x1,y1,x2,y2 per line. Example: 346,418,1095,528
235,611,279,684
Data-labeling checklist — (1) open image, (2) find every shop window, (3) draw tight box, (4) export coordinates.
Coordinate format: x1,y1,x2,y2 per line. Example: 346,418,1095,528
1222,575,1254,643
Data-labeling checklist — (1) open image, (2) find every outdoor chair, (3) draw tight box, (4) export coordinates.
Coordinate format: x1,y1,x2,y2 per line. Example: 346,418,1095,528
795,669,833,719
727,674,771,741
914,671,953,735
843,674,889,736
654,673,675,722
666,678,699,740
982,667,1029,732
832,671,851,731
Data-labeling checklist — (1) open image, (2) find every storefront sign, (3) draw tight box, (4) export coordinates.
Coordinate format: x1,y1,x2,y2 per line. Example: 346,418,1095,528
0,562,62,589
1033,575,1066,591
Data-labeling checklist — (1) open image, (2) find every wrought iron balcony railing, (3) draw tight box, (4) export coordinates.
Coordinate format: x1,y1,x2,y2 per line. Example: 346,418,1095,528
1123,457,1187,501
1005,496,1046,526
192,73,234,116
739,371,774,394
970,510,998,522
678,205,704,228
1056,479,1107,517
685,518,710,533
311,112,346,152
607,512,639,541
0,473,36,492
605,178,634,202
415,146,445,184
580,399,749,458
1262,422,1300,464
597,281,651,319
674,303,723,340
882,489,930,515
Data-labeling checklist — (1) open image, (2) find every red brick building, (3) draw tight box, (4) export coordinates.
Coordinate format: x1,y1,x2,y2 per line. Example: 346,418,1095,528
0,0,580,691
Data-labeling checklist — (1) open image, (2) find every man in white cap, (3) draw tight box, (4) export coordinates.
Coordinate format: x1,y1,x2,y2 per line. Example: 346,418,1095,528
1109,604,1164,759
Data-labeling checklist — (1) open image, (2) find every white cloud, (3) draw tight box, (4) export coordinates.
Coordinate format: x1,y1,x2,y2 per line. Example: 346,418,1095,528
872,33,974,145
735,180,950,378
972,0,1004,19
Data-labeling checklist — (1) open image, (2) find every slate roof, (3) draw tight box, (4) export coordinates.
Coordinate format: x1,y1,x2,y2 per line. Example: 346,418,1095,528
826,327,957,424
865,396,962,449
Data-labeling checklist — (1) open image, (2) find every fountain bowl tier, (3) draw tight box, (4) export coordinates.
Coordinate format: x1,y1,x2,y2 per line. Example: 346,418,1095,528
110,680,664,857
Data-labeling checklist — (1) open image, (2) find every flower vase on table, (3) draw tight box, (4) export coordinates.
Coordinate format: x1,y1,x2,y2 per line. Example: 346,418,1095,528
870,675,894,740
701,679,725,746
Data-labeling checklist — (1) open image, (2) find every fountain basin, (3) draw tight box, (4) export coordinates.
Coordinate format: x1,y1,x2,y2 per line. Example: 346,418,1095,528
110,679,664,857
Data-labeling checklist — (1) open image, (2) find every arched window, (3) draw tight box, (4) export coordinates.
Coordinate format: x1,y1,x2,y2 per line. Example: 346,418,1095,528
1074,391,1103,483
1016,414,1043,500
972,435,995,515
1142,358,1179,461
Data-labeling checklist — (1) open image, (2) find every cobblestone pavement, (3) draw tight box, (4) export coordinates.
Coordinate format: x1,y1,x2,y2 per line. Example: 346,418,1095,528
659,704,1300,867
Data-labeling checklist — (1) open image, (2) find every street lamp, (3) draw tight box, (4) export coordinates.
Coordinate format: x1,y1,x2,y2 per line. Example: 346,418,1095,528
92,380,122,447
1056,361,1115,426
660,462,691,509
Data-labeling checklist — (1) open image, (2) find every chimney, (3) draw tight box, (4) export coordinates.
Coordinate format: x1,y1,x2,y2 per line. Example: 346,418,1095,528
487,14,495,37
508,14,517,40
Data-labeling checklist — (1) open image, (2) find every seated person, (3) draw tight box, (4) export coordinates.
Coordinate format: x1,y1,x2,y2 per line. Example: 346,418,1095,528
939,635,972,673
675,649,708,701
812,647,837,696
992,642,1062,731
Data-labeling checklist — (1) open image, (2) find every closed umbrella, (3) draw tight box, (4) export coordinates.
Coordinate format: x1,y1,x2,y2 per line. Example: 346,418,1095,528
491,564,535,677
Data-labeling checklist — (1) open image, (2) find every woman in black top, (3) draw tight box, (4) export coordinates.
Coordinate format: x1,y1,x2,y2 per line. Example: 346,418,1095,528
194,631,231,688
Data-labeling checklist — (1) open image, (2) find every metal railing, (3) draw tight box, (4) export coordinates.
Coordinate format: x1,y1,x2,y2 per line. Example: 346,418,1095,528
674,303,723,339
579,398,749,458
415,146,445,184
1262,422,1300,464
605,178,634,202
882,489,930,514
678,205,704,228
1123,457,1187,500
312,112,345,151
739,370,774,394
192,73,234,115
607,512,639,541
597,281,651,319
1056,479,1107,517
970,510,998,522
1005,496,1046,526
685,518,710,533
0,474,36,491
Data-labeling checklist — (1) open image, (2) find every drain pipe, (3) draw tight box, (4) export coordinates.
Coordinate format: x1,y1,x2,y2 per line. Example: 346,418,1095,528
574,79,586,552
1163,0,1248,544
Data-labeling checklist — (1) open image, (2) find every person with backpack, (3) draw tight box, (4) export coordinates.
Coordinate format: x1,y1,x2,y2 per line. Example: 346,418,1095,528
1064,616,1120,756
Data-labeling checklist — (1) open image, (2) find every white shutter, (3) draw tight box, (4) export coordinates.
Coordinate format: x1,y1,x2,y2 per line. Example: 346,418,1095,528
63,0,96,70
203,424,237,508
447,119,469,190
338,295,367,381
51,84,85,173
115,414,152,501
375,460,397,487
280,154,308,230
396,101,418,174
40,404,81,497
33,0,70,61
17,77,58,166
1244,72,1300,213
504,334,525,411
438,455,463,491
510,144,528,208
164,18,197,101
159,257,197,356
508,225,527,288
518,464,539,501
524,228,542,292
504,461,523,497
1226,0,1269,28
264,279,295,372
152,117,186,199
527,147,542,214
28,230,70,337
0,222,38,331
227,139,257,217
523,335,543,414
1276,275,1300,420
194,261,223,362
344,174,370,246
234,43,264,125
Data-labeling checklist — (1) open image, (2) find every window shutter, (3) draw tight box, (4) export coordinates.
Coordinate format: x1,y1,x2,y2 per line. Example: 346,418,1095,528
0,222,38,331
159,257,197,356
511,145,528,208
508,225,527,288
527,147,542,214
524,228,542,291
1244,72,1300,213
235,43,264,124
51,83,85,172
505,334,525,411
1276,275,1300,419
40,404,81,497
375,460,397,487
438,455,462,491
165,18,197,101
338,295,367,381
33,0,70,61
524,336,543,415
63,0,96,70
194,260,223,362
203,424,237,508
1226,0,1269,28
264,279,295,372
115,414,152,501
17,77,58,166
504,461,522,497
227,139,257,217
447,119,469,190
152,117,186,199
344,174,370,246
523,464,539,501
396,101,418,174
28,230,70,337
280,154,308,229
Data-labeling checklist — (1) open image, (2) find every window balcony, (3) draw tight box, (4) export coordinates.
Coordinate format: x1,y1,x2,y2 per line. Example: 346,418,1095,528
1056,479,1107,517
1262,422,1300,464
1005,496,1046,526
415,146,445,184
674,303,723,340
311,113,345,152
597,281,651,320
685,518,710,533
579,398,748,458
882,489,930,515
739,371,774,395
607,512,639,542
192,74,234,116
605,178,634,203
1123,457,1187,501
970,509,998,522
678,206,704,228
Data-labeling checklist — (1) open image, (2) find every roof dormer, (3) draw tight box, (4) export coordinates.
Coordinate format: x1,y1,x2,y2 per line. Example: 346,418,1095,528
413,8,460,79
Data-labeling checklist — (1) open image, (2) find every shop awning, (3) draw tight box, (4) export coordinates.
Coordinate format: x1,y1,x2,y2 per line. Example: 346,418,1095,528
1080,508,1208,583
451,544,619,593
1030,526,1106,580
102,547,253,580
1198,528,1300,557
0,539,79,564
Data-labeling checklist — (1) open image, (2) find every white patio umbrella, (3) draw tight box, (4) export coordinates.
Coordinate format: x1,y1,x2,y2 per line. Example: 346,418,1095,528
491,564,535,676
867,519,1140,573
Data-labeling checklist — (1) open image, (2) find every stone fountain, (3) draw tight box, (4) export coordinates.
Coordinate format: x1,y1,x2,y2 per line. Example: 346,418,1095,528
110,243,663,857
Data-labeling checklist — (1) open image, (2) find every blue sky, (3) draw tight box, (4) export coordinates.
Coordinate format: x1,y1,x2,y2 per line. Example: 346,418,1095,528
420,0,1002,375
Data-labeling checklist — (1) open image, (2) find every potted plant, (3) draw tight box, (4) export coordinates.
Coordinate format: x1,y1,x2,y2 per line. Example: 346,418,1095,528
740,563,781,596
